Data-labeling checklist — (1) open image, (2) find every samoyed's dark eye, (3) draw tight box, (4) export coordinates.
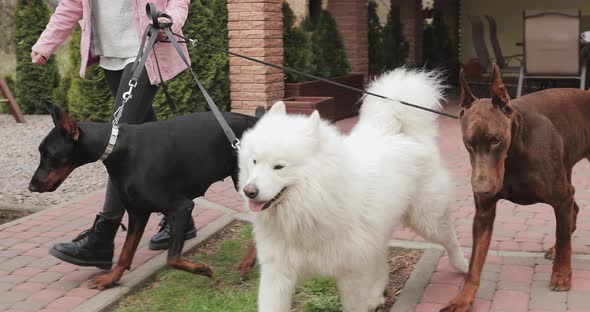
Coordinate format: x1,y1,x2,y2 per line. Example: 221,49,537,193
253,159,257,165
274,165,285,170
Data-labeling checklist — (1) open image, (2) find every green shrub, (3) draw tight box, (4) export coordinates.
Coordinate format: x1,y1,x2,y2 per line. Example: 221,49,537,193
65,27,113,122
14,0,59,114
381,4,409,69
368,0,384,75
152,0,230,119
423,9,455,71
309,10,351,78
282,2,315,83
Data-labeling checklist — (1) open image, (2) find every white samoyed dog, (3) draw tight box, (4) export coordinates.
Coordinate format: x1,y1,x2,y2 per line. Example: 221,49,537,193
238,68,468,312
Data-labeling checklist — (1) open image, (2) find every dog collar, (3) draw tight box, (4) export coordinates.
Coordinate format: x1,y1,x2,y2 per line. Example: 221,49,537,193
99,126,119,161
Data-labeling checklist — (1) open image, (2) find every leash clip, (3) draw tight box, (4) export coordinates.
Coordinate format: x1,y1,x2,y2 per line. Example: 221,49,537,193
189,38,198,47
122,79,137,103
231,138,241,150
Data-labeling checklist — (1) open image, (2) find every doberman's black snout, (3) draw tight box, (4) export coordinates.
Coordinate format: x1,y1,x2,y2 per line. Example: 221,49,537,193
28,178,43,193
28,180,39,192
243,184,259,199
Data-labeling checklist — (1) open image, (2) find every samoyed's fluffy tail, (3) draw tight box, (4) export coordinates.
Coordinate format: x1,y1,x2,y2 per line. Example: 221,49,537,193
358,68,445,140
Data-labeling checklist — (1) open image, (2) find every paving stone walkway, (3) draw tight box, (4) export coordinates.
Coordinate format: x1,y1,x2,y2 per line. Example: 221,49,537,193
1,103,590,311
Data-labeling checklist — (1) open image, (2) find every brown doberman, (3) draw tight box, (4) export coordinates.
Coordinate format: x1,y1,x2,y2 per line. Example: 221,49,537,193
442,64,590,311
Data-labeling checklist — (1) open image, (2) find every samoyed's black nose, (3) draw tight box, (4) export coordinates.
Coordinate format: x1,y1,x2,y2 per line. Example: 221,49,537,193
243,184,259,199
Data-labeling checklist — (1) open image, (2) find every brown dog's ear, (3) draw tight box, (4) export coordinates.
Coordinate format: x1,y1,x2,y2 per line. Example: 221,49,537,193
47,102,80,141
459,69,477,108
490,64,513,114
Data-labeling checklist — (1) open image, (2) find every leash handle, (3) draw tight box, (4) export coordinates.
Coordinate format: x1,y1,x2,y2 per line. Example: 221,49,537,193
146,3,172,29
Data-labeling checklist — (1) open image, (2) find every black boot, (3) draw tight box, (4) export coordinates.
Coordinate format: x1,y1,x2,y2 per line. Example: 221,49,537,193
149,215,197,250
49,215,121,270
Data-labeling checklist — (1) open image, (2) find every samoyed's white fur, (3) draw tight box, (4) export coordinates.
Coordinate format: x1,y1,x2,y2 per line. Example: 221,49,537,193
238,68,468,312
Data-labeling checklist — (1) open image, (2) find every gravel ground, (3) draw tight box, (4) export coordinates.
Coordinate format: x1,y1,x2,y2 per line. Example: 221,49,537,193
0,114,107,210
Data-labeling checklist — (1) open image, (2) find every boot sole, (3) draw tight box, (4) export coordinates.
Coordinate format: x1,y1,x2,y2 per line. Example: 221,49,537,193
148,228,197,250
49,246,113,270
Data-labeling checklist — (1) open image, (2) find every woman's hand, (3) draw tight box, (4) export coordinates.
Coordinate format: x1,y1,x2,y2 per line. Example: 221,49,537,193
156,16,171,41
157,30,168,41
31,52,48,65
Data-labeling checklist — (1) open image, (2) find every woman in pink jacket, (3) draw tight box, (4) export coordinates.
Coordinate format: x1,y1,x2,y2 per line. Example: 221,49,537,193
31,0,196,270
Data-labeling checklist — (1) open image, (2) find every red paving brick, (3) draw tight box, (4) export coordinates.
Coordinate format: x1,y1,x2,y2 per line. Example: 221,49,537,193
12,282,47,293
28,288,67,304
44,296,85,310
491,290,529,312
421,284,460,304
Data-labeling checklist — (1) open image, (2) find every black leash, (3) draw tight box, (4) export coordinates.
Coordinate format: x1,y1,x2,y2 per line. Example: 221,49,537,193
166,33,459,120
118,3,240,150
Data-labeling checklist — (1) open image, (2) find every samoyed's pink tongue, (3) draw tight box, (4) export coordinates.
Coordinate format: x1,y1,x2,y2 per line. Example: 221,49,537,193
249,200,266,212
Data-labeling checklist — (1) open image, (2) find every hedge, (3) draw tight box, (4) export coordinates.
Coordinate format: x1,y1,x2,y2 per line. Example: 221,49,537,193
65,27,113,122
381,3,409,70
308,10,351,78
283,2,315,83
368,0,384,75
14,0,59,114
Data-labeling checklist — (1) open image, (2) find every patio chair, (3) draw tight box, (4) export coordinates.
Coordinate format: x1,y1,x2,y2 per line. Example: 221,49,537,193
485,15,522,72
466,16,519,97
469,16,493,76
517,10,586,97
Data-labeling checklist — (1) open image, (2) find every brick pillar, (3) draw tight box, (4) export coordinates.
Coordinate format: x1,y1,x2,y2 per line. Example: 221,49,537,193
227,0,285,115
392,0,423,64
327,0,369,78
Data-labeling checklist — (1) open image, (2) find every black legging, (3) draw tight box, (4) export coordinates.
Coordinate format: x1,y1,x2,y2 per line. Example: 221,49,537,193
100,63,159,220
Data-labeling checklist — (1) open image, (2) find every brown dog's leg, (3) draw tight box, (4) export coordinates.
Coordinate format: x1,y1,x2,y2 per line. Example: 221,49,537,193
550,185,575,291
238,244,257,275
89,214,149,290
545,200,579,260
442,198,497,312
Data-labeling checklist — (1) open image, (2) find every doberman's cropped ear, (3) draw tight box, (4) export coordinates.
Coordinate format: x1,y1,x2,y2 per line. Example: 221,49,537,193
254,106,266,119
46,101,63,127
46,101,80,141
490,64,513,114
459,69,477,108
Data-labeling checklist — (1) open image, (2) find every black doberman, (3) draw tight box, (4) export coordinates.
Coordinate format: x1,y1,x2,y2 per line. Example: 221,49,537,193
29,102,261,290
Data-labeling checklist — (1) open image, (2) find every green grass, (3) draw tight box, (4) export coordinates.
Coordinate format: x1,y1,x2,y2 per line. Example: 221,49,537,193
113,222,344,312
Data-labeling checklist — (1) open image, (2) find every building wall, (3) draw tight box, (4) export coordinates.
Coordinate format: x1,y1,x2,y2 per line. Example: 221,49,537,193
461,0,590,65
